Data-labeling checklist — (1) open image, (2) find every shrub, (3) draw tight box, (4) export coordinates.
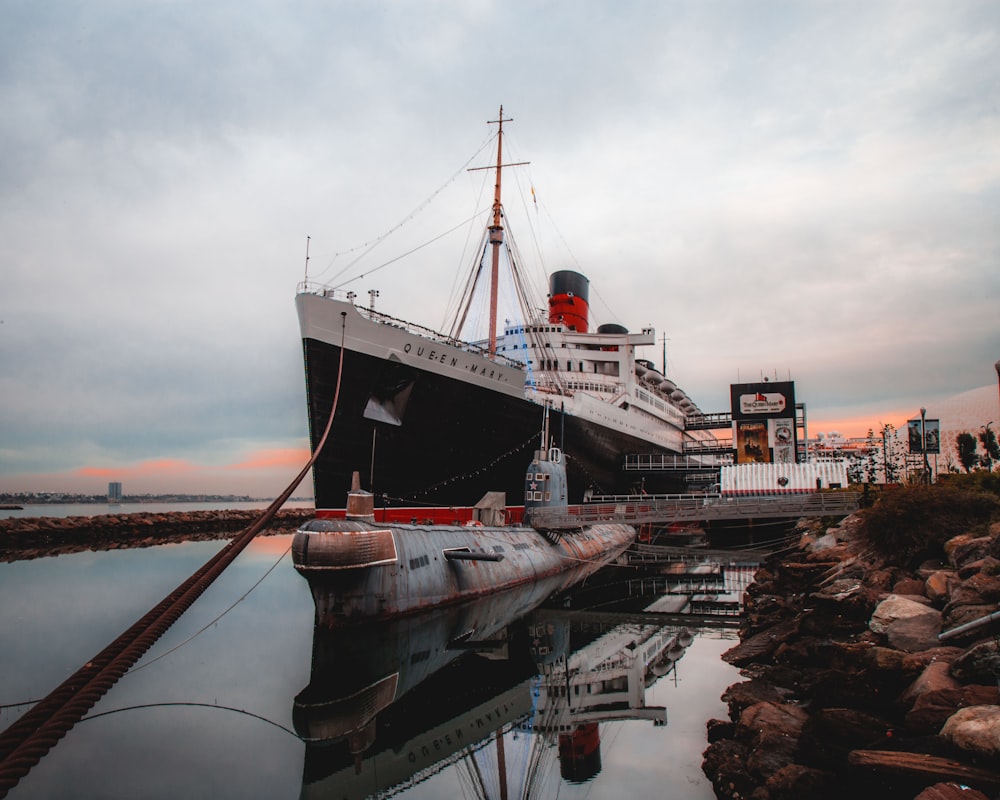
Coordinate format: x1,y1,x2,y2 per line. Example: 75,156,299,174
937,470,1000,498
856,483,1000,566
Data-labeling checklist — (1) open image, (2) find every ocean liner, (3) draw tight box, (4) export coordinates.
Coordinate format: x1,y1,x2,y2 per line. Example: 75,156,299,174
297,108,717,510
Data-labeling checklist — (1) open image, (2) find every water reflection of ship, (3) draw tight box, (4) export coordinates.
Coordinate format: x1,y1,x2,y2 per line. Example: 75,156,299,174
293,584,694,799
516,614,694,785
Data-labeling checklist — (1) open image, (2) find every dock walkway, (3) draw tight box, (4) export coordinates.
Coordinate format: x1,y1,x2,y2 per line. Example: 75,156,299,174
530,491,859,529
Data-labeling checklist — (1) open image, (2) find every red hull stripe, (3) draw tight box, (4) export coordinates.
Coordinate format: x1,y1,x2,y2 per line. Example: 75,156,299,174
316,506,527,525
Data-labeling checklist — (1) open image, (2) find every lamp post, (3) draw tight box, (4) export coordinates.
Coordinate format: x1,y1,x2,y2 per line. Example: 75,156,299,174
920,407,931,484
368,289,380,310
995,360,1000,413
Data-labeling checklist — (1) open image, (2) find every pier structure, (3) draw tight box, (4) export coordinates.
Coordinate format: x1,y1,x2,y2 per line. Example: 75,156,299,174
529,490,859,530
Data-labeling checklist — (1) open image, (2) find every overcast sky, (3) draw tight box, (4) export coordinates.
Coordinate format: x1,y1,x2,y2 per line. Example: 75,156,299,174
2,1,998,497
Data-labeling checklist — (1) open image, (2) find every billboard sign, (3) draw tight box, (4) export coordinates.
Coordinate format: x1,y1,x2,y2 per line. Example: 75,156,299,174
735,420,770,464
731,381,796,422
730,381,798,464
773,418,795,463
908,418,940,454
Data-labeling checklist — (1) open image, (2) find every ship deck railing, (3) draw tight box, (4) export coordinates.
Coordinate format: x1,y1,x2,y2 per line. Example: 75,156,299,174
623,454,730,471
682,439,734,455
528,375,625,395
298,282,525,370
530,490,860,528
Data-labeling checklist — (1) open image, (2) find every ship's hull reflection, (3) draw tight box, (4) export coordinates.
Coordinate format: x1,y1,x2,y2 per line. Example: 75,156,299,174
295,569,694,799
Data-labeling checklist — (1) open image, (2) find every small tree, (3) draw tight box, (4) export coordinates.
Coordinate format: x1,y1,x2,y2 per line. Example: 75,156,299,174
846,452,866,484
956,432,979,472
864,424,905,483
864,428,878,483
882,423,904,483
979,423,1000,470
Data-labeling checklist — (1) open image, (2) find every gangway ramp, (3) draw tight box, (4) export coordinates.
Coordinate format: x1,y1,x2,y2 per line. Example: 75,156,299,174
685,412,733,430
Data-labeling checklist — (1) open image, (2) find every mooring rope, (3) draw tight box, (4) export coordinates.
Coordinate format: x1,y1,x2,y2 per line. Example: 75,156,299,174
0,313,348,797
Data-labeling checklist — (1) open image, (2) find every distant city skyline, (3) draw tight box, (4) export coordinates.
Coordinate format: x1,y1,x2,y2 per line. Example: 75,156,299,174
4,381,995,498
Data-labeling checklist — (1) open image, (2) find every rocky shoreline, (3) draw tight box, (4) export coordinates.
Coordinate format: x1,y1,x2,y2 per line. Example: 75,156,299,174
702,506,1000,799
0,507,315,562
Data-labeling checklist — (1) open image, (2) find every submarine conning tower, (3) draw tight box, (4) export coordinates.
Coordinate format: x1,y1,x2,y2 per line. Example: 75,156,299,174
523,443,569,526
548,270,590,333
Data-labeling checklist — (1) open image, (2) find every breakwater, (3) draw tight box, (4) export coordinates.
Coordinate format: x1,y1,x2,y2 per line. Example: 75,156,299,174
0,508,315,562
701,509,1000,799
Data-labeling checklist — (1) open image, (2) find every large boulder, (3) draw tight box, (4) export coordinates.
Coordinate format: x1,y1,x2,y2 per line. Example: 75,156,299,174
925,570,956,604
899,660,960,708
761,764,838,800
947,572,1000,607
798,707,895,770
945,534,993,569
746,730,799,780
722,617,801,667
870,594,940,635
737,701,810,783
701,737,754,800
914,783,992,800
940,704,1000,761
886,611,943,652
738,700,810,741
950,639,1000,683
906,686,1000,734
722,678,793,718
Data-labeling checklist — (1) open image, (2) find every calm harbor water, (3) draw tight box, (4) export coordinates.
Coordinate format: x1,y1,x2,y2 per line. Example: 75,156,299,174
0,526,746,799
1,500,316,519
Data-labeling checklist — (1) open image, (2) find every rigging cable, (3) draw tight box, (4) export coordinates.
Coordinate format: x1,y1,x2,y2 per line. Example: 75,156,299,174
0,313,349,798
332,211,489,292
126,543,294,675
79,702,301,740
0,542,296,711
313,133,495,286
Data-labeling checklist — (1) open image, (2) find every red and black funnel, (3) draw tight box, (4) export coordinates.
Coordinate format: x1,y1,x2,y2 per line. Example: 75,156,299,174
548,270,590,333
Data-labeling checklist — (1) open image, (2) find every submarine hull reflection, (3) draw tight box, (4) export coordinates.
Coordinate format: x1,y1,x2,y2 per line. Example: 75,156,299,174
294,572,694,799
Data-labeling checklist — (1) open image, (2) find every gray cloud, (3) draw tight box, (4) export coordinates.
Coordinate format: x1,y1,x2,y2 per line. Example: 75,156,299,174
2,1,998,490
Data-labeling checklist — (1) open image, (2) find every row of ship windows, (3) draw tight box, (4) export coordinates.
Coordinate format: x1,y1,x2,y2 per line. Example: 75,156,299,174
503,325,563,336
533,358,589,371
527,491,552,501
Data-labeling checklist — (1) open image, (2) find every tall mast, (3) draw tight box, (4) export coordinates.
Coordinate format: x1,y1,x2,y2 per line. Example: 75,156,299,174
469,105,528,357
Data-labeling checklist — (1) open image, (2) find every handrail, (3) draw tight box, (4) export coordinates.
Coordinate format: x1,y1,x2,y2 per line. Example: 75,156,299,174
530,491,860,529
298,283,524,370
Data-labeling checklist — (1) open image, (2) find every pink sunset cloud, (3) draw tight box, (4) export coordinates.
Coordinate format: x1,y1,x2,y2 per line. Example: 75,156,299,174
224,447,312,471
809,410,913,440
75,458,198,479
6,449,316,497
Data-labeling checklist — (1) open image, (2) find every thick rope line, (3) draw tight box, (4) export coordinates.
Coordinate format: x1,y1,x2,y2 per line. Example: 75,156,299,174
0,314,348,797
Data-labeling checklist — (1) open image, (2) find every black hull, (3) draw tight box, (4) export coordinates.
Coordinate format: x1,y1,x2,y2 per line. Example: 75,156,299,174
303,337,684,508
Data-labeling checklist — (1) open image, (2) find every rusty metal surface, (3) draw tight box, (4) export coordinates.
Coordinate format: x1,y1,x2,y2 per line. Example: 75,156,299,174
293,521,636,623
